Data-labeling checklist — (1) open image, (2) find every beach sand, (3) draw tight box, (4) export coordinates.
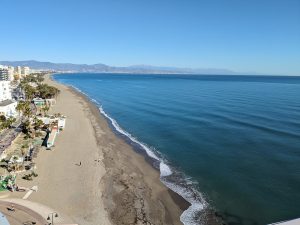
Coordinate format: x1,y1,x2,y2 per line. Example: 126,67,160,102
11,74,189,225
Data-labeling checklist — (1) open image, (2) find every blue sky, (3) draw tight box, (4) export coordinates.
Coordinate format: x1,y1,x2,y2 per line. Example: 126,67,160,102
0,0,299,75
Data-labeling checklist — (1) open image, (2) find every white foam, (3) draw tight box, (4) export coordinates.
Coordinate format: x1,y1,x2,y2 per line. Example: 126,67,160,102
161,179,207,225
99,106,160,161
181,203,206,225
160,162,173,176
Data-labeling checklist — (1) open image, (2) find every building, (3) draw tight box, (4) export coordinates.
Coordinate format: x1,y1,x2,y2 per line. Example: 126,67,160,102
0,81,12,101
33,97,45,107
15,66,22,77
21,66,30,77
7,66,15,81
37,116,66,130
0,99,18,117
0,66,14,81
0,81,17,117
46,126,58,148
0,68,9,81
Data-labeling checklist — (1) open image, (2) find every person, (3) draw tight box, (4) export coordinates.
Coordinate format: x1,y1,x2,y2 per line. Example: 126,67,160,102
10,204,15,212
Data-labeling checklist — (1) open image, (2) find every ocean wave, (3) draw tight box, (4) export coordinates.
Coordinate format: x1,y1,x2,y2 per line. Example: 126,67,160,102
67,84,207,225
163,179,207,225
98,106,160,161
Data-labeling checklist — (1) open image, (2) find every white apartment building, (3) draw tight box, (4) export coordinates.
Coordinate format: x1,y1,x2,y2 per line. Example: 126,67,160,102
7,66,14,81
22,66,30,76
0,81,17,117
15,66,22,77
0,66,14,81
0,68,9,81
0,100,17,118
0,81,12,101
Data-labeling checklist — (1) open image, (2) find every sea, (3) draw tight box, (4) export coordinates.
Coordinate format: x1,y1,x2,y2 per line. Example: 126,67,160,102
53,73,300,225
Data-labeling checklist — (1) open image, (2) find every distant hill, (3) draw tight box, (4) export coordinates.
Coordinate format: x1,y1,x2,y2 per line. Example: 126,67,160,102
0,60,238,75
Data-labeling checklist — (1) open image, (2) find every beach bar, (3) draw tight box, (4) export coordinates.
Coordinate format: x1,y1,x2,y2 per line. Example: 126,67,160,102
46,126,58,148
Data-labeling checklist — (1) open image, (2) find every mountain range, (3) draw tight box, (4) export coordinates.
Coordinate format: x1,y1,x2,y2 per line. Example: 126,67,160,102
0,60,241,75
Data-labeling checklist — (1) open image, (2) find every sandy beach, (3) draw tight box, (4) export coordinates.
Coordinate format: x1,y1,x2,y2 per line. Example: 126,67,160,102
8,74,188,225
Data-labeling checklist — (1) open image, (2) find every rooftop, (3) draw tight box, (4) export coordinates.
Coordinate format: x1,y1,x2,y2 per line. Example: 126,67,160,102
0,99,15,107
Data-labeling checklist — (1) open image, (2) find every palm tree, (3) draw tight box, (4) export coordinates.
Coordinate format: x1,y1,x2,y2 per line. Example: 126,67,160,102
23,84,36,101
23,104,32,118
42,105,50,116
21,144,28,166
36,84,60,99
33,118,44,131
0,116,16,130
17,101,32,119
16,101,25,116
21,120,32,138
6,117,16,129
36,74,44,83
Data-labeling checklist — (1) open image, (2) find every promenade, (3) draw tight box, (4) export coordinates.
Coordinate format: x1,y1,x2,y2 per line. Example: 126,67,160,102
0,122,21,156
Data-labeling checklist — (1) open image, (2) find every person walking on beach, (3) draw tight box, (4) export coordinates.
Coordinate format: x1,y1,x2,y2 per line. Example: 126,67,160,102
10,204,15,212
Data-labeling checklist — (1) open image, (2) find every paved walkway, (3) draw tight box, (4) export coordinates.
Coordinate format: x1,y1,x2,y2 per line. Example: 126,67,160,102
0,122,22,156
22,186,38,200
0,199,47,225
0,198,71,225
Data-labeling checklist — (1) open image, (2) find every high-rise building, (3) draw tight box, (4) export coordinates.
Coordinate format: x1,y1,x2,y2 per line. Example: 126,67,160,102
7,66,14,81
0,68,9,81
22,66,30,76
0,66,15,81
15,66,22,77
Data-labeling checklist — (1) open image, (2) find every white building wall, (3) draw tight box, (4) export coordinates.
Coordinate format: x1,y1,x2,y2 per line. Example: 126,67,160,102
15,66,22,77
0,101,17,117
22,66,30,76
8,66,14,81
0,81,12,101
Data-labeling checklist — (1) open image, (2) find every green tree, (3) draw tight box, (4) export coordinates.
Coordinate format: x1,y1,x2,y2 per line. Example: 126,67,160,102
0,116,16,130
33,118,44,131
21,120,32,138
36,84,60,99
36,74,44,83
23,84,36,101
6,117,16,128
16,101,32,119
42,105,50,116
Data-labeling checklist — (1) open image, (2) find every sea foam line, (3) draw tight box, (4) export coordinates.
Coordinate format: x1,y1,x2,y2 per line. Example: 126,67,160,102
67,84,207,225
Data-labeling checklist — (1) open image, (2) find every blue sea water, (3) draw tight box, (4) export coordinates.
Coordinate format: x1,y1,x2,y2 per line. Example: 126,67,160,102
53,73,300,225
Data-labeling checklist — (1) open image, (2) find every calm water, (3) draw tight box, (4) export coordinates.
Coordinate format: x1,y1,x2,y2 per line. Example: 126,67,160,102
54,73,300,225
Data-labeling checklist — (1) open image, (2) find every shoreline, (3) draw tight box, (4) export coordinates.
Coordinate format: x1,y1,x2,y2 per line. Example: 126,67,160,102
48,74,189,224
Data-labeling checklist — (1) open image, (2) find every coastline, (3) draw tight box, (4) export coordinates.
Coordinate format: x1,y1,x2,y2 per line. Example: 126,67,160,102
46,74,188,224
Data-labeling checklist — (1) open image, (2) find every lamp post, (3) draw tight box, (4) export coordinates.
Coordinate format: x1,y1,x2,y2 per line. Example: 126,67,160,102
47,212,58,225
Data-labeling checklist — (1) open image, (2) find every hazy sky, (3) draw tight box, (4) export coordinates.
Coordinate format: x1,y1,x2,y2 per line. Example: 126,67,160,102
0,0,299,75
